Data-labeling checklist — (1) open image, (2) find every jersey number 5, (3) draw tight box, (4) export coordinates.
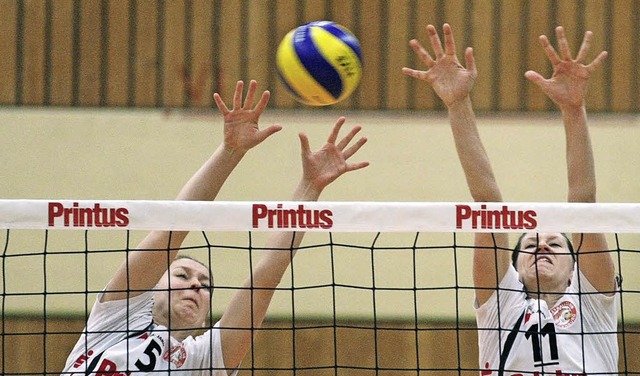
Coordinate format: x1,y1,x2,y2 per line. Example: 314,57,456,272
135,339,162,371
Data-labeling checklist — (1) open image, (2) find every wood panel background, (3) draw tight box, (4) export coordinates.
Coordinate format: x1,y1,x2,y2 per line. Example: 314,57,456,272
3,316,640,375
1,0,639,111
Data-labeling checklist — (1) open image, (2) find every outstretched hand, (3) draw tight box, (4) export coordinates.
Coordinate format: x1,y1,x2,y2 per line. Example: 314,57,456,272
214,80,282,154
298,117,369,195
402,23,477,108
525,26,607,110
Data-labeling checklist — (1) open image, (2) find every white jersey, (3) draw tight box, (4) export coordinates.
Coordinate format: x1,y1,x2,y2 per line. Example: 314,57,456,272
475,266,617,376
63,291,236,375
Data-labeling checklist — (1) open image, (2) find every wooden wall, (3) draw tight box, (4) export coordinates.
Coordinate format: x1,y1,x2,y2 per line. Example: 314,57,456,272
3,316,640,375
1,0,639,111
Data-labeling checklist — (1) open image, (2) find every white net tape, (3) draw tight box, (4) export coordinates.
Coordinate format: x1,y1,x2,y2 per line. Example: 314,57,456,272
3,200,640,233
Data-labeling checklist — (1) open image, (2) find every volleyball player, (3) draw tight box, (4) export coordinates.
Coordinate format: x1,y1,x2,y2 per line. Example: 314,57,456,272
63,80,369,375
403,24,618,374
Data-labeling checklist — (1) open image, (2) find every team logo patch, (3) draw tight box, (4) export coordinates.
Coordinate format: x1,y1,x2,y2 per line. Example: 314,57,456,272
551,301,577,328
164,344,187,368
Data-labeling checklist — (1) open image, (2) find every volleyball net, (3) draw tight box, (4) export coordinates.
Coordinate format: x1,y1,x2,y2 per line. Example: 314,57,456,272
2,199,640,375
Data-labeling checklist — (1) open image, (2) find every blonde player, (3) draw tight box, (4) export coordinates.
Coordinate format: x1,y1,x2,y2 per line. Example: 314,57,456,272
63,80,368,375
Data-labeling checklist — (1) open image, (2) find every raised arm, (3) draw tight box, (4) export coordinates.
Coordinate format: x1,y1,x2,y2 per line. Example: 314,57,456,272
102,80,282,302
525,27,614,293
219,117,369,371
403,23,510,305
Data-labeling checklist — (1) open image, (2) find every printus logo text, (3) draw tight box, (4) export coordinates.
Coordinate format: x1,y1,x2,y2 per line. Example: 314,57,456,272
252,204,333,229
456,204,537,230
48,202,129,227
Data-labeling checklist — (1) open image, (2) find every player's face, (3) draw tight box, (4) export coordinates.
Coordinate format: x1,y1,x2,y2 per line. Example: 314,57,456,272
516,233,574,292
153,258,212,331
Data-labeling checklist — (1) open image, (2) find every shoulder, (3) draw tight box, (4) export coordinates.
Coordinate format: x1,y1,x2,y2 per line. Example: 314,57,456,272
566,268,618,311
87,290,155,331
178,321,232,372
94,289,154,314
475,266,526,321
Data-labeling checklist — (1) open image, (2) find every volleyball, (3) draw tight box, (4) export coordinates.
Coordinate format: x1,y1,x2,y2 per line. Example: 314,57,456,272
276,21,363,106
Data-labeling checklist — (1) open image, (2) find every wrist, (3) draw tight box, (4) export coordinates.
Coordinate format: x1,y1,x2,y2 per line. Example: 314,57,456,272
560,103,586,116
560,104,587,122
446,96,473,113
294,178,323,201
220,144,247,160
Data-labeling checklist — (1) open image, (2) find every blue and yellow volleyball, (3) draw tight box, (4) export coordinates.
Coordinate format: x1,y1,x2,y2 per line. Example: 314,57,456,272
276,21,363,106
